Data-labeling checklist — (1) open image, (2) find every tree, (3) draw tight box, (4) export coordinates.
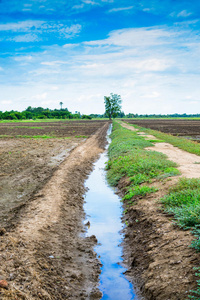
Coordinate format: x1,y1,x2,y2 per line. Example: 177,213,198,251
104,93,122,120
59,102,63,110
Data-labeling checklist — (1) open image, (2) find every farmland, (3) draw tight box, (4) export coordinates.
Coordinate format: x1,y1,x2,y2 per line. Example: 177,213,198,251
1,118,200,299
124,119,200,141
0,120,107,228
0,119,109,299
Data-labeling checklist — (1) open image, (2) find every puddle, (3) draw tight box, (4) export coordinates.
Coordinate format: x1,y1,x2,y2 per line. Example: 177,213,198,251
84,125,136,299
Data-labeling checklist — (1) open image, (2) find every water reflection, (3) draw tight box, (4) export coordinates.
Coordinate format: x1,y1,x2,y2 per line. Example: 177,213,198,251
84,126,136,300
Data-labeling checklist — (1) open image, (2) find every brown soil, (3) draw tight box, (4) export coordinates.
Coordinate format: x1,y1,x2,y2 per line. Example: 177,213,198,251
0,120,107,138
124,118,200,140
0,121,109,299
118,121,200,299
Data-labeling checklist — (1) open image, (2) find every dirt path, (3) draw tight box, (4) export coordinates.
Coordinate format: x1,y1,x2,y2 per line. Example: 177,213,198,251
0,122,109,300
118,121,200,299
120,121,200,178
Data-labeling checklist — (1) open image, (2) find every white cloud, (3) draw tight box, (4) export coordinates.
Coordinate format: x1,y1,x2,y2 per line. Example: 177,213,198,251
170,10,193,18
72,4,84,9
84,27,176,47
11,33,40,42
41,61,69,66
108,6,134,13
32,93,47,100
14,55,33,61
1,25,200,114
0,21,82,41
141,91,160,98
177,10,193,18
1,100,13,105
0,21,43,32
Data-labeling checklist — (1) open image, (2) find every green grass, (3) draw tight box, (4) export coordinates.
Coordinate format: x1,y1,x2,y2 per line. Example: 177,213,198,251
106,121,180,201
123,185,158,201
128,123,200,156
159,178,200,299
75,135,88,138
16,135,56,139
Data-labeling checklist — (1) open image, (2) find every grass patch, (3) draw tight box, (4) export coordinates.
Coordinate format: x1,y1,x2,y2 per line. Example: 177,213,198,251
15,135,55,139
75,135,88,138
106,121,179,202
0,135,13,138
160,177,200,299
123,185,158,201
128,123,200,156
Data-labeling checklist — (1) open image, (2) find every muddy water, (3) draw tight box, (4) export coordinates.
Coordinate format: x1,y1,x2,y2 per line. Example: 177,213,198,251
84,126,136,299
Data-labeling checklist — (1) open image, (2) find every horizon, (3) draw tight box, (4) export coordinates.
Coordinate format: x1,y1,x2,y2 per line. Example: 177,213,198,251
0,0,200,115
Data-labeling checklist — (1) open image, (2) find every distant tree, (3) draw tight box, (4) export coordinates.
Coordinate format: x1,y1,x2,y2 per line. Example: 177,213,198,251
104,93,122,120
59,102,63,110
81,114,92,119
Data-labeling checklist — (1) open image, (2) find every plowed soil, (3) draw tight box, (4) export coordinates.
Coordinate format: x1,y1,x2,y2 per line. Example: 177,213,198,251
0,120,109,299
124,119,200,140
0,120,106,138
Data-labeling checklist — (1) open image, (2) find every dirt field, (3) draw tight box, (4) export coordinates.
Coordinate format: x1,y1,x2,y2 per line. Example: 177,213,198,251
0,120,109,299
124,119,200,140
0,120,106,138
119,121,200,300
1,119,200,300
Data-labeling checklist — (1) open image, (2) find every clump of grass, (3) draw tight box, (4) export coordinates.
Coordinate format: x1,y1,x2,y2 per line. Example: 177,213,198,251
188,267,200,299
161,178,200,229
75,135,88,138
160,177,200,298
16,135,55,139
123,185,158,200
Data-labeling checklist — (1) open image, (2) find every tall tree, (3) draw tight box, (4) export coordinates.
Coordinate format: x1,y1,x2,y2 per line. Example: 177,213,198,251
104,93,122,120
59,102,63,110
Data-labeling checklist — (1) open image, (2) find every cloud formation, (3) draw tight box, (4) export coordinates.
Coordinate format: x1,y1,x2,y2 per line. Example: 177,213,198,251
0,0,200,114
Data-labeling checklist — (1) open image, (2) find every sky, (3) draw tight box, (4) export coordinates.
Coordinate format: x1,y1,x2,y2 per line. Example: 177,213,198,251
0,0,200,115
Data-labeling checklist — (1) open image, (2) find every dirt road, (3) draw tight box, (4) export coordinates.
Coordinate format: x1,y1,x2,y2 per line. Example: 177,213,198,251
120,121,200,299
0,122,109,299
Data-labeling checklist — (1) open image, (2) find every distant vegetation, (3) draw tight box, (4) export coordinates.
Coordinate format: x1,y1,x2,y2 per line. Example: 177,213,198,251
1,105,200,121
0,106,92,120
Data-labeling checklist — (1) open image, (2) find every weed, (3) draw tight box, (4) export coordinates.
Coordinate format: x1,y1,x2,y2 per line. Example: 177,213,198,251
123,185,158,200
160,177,200,298
188,267,200,299
15,135,55,139
148,139,164,143
75,135,88,138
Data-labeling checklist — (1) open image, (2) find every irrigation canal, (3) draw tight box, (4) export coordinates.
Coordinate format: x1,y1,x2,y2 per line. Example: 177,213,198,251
84,126,137,299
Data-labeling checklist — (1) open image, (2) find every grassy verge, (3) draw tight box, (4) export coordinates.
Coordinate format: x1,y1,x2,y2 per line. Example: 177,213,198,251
107,122,200,298
127,123,200,156
120,121,200,299
106,121,180,199
160,178,200,299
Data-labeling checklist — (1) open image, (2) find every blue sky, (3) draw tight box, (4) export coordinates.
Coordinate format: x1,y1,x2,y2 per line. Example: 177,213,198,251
0,0,200,114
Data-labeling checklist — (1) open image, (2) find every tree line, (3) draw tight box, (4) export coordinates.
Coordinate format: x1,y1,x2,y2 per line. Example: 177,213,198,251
0,94,199,120
0,106,92,120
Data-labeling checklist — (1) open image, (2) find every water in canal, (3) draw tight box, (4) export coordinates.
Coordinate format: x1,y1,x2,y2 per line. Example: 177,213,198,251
84,126,136,299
